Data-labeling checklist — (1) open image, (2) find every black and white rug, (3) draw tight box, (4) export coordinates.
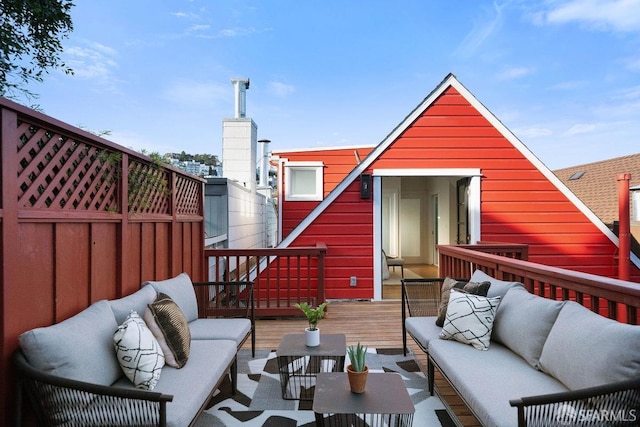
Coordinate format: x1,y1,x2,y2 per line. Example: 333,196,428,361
194,348,453,427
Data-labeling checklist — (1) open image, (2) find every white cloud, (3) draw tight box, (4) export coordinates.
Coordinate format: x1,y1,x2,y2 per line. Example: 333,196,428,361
498,66,536,79
565,123,597,135
64,42,119,84
268,81,295,97
543,0,640,32
516,127,553,138
454,2,507,57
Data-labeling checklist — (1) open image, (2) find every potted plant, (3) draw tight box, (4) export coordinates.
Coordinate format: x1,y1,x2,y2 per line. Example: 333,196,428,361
294,301,328,347
346,342,369,393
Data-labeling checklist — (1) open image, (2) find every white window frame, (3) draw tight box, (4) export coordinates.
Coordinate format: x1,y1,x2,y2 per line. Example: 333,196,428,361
284,161,324,201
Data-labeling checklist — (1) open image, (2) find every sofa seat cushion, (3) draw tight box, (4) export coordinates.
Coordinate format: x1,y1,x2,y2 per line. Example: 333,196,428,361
492,287,565,369
539,301,640,390
429,339,568,427
108,285,157,325
144,273,198,323
405,316,441,351
112,339,237,427
470,270,524,299
189,318,251,346
19,300,121,386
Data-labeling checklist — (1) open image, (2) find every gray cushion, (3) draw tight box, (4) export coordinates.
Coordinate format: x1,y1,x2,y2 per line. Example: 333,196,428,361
429,339,567,427
144,273,198,322
189,318,251,346
112,339,237,427
405,316,441,351
108,285,157,325
470,269,524,298
492,287,565,369
539,301,640,389
19,300,121,386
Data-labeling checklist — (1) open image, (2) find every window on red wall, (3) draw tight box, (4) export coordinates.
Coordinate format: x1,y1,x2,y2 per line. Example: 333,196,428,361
285,161,324,201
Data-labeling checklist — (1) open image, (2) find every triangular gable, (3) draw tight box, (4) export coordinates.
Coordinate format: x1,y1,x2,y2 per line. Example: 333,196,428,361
278,73,640,269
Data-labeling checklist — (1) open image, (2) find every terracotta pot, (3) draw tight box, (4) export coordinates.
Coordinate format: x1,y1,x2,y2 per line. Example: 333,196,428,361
347,364,369,393
305,327,320,347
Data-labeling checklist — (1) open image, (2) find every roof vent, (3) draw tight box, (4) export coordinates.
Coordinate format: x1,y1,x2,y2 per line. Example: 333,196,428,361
569,171,586,180
231,78,250,118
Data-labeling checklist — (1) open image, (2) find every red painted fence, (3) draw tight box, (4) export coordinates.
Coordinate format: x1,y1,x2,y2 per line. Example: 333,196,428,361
439,244,640,324
0,97,205,426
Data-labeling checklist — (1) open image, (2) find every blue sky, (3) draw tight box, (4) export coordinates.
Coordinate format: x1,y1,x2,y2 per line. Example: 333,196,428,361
24,0,640,170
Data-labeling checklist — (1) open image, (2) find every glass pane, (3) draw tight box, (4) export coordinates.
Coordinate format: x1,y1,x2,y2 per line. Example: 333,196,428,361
291,169,317,196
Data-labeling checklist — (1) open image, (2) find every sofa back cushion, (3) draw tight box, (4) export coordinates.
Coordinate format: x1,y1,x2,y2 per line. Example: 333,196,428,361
470,270,524,298
539,301,640,390
19,300,122,385
492,287,565,369
108,285,157,325
144,272,198,322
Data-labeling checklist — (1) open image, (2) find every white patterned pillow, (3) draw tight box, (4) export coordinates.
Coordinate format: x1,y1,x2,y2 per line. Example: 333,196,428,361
113,311,165,390
439,290,501,351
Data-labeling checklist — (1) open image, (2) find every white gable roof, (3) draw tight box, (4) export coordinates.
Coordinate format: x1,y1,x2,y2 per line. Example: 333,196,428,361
278,73,639,268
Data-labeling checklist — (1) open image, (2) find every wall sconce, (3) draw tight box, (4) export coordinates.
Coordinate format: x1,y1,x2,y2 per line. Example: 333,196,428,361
360,174,371,199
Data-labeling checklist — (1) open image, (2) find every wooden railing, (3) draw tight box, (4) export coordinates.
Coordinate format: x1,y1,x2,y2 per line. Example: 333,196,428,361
203,243,327,317
439,245,640,324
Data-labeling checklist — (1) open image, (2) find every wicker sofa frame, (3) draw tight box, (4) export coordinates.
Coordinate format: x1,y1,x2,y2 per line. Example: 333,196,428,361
402,277,640,427
14,280,255,427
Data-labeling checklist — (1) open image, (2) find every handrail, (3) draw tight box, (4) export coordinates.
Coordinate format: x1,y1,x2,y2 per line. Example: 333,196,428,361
204,243,327,317
439,245,640,324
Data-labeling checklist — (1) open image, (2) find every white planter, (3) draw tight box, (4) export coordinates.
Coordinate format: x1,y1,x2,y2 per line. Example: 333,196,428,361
305,327,320,347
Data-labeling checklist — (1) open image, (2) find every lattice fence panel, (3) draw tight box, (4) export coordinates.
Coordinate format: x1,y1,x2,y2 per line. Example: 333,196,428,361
128,159,170,215
175,174,201,216
16,120,119,211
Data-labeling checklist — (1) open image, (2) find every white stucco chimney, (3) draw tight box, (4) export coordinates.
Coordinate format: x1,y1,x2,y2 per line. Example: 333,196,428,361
222,77,257,192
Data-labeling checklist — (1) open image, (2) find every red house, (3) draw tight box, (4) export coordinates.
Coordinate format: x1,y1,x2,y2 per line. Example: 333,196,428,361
272,74,640,300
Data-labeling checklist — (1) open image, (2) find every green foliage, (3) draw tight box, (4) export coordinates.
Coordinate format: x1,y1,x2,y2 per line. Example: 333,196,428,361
0,0,74,101
347,342,368,372
294,301,328,331
97,149,171,213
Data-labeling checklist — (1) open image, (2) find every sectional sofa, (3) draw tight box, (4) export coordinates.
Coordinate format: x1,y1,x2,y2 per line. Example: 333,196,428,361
14,273,254,427
404,270,640,426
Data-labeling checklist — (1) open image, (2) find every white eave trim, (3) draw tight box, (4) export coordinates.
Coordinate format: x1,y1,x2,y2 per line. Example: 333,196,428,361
373,168,482,177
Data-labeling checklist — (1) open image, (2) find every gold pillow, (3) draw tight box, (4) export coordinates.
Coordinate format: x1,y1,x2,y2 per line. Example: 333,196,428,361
144,292,191,368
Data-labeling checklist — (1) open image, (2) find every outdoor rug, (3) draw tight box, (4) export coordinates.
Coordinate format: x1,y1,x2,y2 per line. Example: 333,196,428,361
194,348,454,427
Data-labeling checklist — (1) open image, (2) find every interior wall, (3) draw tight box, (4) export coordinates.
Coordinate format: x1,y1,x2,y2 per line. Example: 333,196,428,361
381,176,458,265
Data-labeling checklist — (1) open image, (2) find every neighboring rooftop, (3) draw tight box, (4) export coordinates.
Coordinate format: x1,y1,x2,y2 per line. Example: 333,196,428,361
554,154,640,225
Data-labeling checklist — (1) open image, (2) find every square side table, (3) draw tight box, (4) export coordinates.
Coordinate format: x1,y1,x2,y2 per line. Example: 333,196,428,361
313,372,415,427
276,333,346,400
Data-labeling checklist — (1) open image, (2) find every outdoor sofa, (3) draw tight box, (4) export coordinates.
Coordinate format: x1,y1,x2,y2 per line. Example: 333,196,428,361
403,269,640,427
14,273,254,427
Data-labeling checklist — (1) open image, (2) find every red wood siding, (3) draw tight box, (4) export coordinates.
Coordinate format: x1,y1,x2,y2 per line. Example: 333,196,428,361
277,147,373,237
280,85,639,300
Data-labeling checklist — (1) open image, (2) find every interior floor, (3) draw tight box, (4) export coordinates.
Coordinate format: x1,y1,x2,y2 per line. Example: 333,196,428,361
382,263,440,299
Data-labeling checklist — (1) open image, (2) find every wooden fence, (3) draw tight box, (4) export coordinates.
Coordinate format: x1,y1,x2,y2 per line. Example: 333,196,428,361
0,96,206,425
439,244,640,325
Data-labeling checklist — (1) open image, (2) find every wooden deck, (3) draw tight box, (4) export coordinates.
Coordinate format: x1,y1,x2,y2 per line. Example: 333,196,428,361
240,298,481,427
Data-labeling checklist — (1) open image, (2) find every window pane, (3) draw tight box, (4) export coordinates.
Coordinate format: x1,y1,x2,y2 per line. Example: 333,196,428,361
291,169,317,195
